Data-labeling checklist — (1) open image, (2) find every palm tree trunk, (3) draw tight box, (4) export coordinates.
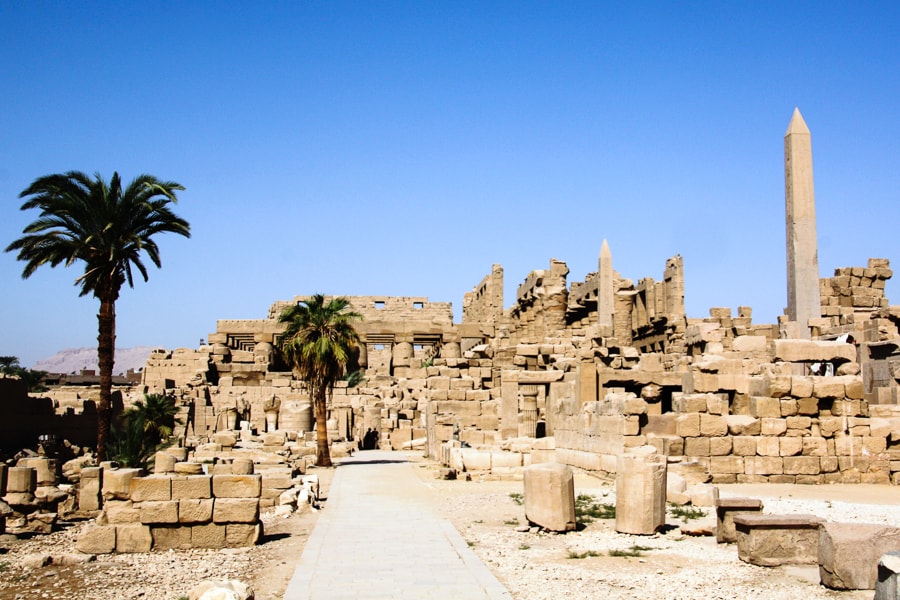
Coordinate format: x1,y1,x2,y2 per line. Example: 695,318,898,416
315,382,332,467
96,293,116,462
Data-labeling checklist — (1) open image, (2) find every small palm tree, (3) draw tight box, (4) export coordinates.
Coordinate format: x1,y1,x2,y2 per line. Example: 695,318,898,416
6,171,190,460
278,295,362,467
0,356,21,374
109,393,181,469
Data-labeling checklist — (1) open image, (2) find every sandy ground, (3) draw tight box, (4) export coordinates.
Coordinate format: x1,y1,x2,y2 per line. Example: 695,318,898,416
2,455,900,599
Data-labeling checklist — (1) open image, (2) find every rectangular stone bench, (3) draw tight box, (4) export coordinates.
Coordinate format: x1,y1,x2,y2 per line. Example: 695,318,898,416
733,514,824,566
715,497,764,543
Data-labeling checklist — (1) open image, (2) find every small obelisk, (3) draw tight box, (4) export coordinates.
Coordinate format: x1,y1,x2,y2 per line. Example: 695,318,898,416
784,107,821,336
598,239,614,327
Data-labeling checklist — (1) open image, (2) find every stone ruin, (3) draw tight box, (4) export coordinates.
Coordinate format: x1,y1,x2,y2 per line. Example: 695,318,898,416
2,109,900,557
133,109,900,492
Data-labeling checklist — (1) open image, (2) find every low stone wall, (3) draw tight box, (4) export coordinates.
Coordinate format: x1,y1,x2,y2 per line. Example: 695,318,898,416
76,469,262,553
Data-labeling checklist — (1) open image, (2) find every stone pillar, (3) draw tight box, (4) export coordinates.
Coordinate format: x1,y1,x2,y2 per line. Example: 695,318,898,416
523,463,576,532
265,409,279,432
500,373,519,440
784,108,821,336
615,449,667,535
599,239,614,328
518,397,538,438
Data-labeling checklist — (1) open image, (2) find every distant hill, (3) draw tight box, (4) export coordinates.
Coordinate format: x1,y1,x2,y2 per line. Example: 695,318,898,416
32,346,157,375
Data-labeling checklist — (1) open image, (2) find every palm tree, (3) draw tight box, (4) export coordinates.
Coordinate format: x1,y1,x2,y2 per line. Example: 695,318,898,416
6,171,190,460
278,295,361,467
109,393,181,469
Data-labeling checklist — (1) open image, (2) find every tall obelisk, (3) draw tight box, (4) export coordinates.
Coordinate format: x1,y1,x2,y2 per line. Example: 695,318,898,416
598,239,614,327
784,107,821,336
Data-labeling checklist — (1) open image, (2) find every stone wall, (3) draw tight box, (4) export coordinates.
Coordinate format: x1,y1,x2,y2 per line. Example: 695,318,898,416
77,468,263,553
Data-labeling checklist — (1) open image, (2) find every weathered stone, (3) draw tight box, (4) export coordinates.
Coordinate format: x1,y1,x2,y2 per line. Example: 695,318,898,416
734,514,823,566
131,475,172,502
191,523,226,549
212,498,259,524
140,500,179,524
715,497,764,543
615,450,666,535
76,524,116,554
172,475,212,500
115,523,153,553
523,463,575,532
179,499,214,524
151,525,192,550
225,523,263,547
212,475,261,499
102,468,142,501
819,523,900,590
875,551,900,600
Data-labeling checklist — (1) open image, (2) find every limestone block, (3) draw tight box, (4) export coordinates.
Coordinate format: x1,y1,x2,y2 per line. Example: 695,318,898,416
213,431,238,447
750,397,782,419
6,467,37,493
676,413,700,437
684,437,710,456
460,449,492,471
154,452,177,474
687,483,719,507
615,451,666,535
726,415,761,436
783,456,821,475
172,476,212,500
191,523,226,549
174,463,205,476
231,458,254,475
667,461,711,486
523,463,575,532
875,552,900,600
745,456,783,475
710,456,744,474
733,437,757,456
130,476,172,502
709,437,732,456
102,468,142,501
797,396,819,415
734,514,824,566
17,458,57,485
814,379,846,399
772,339,856,363
115,523,153,553
820,523,900,590
801,437,828,456
844,377,865,400
761,418,787,436
715,497,764,543
491,451,523,469
80,469,103,512
226,523,263,547
733,336,768,353
212,475,261,498
76,524,116,554
672,394,709,414
213,498,259,524
150,525,192,550
700,414,728,437
787,416,813,431
780,398,799,417
262,431,287,446
140,500,179,524
780,438,803,456
179,499,214,524
105,501,141,524
756,437,780,456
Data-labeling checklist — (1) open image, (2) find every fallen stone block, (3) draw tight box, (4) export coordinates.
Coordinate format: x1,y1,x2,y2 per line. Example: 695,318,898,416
819,522,900,590
734,514,824,566
76,524,116,554
875,551,900,600
715,497,764,543
615,449,666,535
115,523,153,553
523,463,575,532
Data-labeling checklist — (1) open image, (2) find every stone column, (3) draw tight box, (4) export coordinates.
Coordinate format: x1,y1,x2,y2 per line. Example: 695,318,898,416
615,449,667,534
518,397,538,438
784,108,821,336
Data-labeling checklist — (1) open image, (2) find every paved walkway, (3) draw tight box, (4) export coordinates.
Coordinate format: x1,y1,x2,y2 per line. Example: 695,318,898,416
283,450,512,600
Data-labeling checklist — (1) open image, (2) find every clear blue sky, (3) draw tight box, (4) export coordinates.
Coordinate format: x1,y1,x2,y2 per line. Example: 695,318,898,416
2,2,898,368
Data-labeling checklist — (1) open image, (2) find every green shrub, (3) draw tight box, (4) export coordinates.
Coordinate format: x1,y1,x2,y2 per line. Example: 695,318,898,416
575,493,616,523
669,504,706,523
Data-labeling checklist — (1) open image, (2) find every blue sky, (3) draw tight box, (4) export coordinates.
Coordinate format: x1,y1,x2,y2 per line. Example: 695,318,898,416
1,2,898,368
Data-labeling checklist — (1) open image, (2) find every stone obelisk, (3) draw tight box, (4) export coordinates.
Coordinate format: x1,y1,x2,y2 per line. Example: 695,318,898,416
784,108,821,337
598,239,614,328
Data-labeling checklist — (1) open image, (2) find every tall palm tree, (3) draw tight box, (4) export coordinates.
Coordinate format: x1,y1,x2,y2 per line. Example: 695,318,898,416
6,171,190,460
278,295,361,467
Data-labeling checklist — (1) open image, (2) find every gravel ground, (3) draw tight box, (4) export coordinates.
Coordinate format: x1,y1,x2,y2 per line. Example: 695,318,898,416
417,464,900,600
2,459,898,600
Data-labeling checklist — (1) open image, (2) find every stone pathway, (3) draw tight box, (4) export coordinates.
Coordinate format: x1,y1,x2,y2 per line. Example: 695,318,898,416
283,450,512,599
